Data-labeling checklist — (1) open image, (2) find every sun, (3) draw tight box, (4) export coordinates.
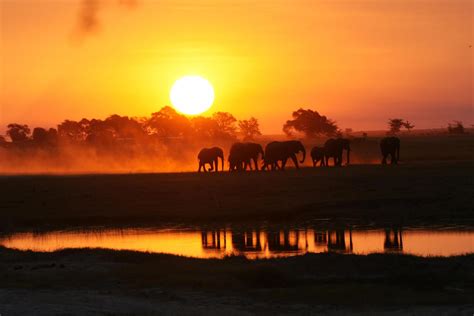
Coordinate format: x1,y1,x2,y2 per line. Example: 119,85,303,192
170,76,215,115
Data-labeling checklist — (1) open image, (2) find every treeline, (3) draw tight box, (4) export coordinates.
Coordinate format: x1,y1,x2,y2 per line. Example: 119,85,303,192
0,106,263,148
0,107,347,151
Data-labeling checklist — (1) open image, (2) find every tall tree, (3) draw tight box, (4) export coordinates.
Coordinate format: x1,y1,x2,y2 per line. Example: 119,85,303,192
6,124,31,143
403,121,415,132
388,118,404,134
283,108,338,137
238,117,261,141
145,106,192,138
57,119,89,142
212,112,238,139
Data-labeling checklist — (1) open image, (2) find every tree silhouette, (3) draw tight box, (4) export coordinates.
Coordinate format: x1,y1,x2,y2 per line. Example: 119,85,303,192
448,121,465,134
190,116,220,140
145,106,192,138
32,128,49,144
212,112,238,139
388,118,404,134
239,117,261,141
6,124,31,143
283,108,338,137
32,128,58,146
403,121,415,132
57,119,89,142
103,115,145,140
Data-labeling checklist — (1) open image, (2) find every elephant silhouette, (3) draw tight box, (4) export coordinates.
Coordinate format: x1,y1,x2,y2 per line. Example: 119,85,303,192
380,137,400,164
262,140,306,170
228,142,265,171
324,138,351,166
310,146,326,167
198,147,224,172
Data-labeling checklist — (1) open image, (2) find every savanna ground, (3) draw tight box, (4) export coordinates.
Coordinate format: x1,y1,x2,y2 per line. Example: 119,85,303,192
0,134,473,314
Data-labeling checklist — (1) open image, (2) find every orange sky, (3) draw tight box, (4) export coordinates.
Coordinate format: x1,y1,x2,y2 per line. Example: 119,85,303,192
1,0,472,134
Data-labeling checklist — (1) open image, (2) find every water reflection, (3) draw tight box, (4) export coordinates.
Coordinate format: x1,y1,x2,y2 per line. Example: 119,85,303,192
384,228,403,253
0,226,473,258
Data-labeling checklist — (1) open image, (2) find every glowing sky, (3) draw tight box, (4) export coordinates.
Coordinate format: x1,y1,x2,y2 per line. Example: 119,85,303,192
1,0,472,133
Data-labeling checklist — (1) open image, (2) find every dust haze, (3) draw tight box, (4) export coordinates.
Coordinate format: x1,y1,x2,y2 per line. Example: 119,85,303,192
0,138,383,175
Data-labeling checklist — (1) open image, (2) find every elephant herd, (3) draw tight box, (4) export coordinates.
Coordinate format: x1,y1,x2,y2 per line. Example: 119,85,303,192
197,136,400,172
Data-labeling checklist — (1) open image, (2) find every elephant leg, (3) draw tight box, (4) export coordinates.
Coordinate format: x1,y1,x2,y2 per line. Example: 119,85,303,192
246,160,252,171
391,153,397,165
214,159,218,172
198,163,203,172
312,159,316,167
382,154,387,164
253,158,259,171
281,158,288,170
290,154,299,169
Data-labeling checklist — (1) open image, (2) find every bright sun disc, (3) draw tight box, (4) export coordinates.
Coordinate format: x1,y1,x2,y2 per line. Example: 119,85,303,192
170,76,215,115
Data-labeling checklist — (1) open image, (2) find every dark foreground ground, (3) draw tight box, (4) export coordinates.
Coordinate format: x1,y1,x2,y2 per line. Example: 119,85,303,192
1,247,473,315
1,151,473,314
1,161,473,231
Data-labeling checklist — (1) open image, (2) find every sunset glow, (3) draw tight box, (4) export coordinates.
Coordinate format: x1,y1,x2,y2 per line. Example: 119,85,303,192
170,76,215,115
0,0,472,132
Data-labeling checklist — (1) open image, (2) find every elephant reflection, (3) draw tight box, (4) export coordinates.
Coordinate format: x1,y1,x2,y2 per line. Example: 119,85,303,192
327,229,353,253
231,230,263,252
201,230,227,250
380,137,400,164
198,147,224,172
324,138,351,166
266,230,301,252
262,141,306,170
384,228,403,252
228,142,265,171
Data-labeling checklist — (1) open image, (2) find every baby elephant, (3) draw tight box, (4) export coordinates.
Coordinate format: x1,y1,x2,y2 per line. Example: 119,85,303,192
380,137,400,164
198,147,224,172
310,146,326,167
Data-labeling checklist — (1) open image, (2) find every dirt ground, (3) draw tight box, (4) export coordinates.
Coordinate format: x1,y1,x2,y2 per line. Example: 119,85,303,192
0,161,473,232
0,247,473,315
0,134,472,314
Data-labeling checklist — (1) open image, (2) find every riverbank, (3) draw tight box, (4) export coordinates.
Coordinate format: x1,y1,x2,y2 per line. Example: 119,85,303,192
1,161,473,232
1,247,473,314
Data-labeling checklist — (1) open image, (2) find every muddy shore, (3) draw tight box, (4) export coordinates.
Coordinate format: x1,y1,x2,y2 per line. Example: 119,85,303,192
1,247,473,314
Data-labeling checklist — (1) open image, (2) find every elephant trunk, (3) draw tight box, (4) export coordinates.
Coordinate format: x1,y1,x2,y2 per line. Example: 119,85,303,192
346,148,350,165
396,143,400,161
300,146,306,163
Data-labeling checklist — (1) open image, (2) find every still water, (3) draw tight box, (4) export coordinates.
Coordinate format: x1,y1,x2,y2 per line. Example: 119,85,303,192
1,227,472,258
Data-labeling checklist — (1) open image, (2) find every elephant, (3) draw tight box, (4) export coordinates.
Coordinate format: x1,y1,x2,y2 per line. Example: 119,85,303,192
228,142,265,171
262,140,306,170
310,146,326,167
380,137,400,164
324,138,351,166
198,147,224,172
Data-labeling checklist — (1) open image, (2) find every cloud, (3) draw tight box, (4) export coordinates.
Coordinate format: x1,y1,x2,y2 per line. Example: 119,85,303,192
76,0,138,37
78,0,101,34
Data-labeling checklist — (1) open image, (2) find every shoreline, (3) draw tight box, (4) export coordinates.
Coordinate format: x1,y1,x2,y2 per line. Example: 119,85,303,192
1,247,473,313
